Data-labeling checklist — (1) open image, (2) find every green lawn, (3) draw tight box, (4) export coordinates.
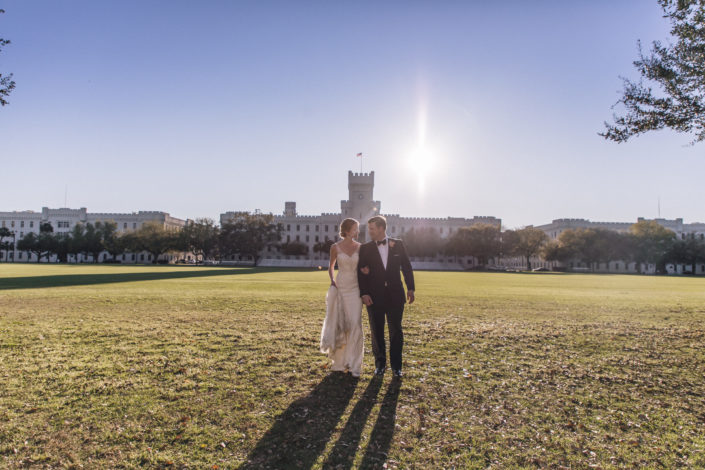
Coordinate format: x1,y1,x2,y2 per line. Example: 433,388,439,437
1,264,704,469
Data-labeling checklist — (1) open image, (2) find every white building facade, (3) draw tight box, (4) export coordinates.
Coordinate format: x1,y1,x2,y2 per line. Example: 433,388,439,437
0,207,185,263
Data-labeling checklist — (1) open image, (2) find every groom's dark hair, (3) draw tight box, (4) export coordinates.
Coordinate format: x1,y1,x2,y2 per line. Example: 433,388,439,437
368,215,387,230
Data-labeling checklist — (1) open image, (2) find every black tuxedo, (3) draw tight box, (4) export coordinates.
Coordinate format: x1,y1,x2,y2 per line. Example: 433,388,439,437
357,238,415,371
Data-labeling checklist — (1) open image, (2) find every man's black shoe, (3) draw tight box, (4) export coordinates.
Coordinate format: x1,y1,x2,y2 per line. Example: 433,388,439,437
392,369,403,378
374,367,386,375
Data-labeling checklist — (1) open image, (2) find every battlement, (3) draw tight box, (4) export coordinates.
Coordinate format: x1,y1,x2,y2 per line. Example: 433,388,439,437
347,171,375,186
551,218,590,223
348,171,374,178
275,213,342,220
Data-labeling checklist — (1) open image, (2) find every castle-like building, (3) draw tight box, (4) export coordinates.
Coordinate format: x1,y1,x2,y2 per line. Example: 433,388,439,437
3,170,704,272
221,171,501,267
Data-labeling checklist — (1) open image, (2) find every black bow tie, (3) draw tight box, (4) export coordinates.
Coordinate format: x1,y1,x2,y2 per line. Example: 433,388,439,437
376,239,387,246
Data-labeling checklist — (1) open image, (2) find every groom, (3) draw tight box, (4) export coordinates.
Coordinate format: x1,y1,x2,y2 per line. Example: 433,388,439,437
358,215,415,378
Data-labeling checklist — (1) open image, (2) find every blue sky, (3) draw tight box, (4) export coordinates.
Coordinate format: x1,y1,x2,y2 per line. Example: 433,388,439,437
0,1,702,228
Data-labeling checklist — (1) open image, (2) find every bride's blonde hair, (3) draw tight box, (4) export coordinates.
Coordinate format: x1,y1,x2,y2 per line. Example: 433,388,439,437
339,218,359,238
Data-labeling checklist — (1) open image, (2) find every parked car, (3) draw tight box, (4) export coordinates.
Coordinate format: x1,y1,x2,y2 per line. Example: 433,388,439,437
532,267,550,272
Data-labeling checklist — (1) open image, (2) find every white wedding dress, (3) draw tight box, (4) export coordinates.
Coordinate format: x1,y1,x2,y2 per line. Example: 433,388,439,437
320,248,364,376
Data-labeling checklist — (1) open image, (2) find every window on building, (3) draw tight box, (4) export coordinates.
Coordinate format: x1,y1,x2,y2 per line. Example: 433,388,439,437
20,221,24,228
306,235,309,242
18,252,23,259
315,235,319,242
315,225,319,231
11,221,15,227
287,224,291,231
124,222,128,229
133,223,137,229
682,233,686,240
140,254,144,261
325,235,329,241
296,235,300,241
325,225,328,232
296,225,300,231
29,221,34,228
306,225,310,232
334,225,338,233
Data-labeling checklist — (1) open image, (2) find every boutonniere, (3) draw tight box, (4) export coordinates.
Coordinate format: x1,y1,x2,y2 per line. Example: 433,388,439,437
388,240,396,249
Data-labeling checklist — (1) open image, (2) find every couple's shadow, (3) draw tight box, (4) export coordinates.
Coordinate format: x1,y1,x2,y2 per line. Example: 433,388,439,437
239,373,401,470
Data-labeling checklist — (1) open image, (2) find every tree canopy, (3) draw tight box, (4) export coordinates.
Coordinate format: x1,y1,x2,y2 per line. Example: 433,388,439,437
0,9,15,107
602,0,705,144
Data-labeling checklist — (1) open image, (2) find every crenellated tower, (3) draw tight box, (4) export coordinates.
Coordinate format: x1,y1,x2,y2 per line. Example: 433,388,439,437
341,171,381,242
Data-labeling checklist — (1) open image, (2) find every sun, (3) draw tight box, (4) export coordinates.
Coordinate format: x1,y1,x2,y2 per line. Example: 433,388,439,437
406,146,436,192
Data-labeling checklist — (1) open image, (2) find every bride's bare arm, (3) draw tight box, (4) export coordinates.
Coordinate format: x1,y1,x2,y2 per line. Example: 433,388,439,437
328,244,337,286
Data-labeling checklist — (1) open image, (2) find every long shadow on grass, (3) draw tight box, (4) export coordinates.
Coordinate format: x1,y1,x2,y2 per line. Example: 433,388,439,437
358,379,401,469
321,375,384,469
239,372,359,470
0,267,269,290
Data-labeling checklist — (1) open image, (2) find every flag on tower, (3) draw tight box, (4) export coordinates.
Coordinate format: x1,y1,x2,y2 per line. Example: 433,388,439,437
356,152,362,157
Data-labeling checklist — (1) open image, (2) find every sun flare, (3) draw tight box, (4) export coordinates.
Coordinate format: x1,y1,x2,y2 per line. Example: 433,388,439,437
406,146,436,192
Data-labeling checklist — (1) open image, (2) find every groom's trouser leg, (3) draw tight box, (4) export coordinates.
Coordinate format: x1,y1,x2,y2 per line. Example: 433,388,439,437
367,305,387,370
387,305,404,371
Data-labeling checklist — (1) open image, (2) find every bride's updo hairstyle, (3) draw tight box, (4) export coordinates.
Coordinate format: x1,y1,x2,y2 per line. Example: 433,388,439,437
339,218,359,238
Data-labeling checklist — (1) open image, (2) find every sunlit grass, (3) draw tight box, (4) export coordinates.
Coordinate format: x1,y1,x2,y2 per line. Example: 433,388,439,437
1,264,704,468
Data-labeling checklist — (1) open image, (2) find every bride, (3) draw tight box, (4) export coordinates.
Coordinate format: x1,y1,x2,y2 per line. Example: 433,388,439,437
320,218,364,377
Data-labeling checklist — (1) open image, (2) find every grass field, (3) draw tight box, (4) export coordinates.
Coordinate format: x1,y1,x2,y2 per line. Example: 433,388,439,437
1,264,704,469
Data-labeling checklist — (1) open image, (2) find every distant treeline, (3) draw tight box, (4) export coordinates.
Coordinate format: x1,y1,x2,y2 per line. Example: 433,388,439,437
1,216,702,273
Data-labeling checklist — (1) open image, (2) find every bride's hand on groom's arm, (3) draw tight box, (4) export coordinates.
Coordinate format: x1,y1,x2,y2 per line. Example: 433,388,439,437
361,295,373,306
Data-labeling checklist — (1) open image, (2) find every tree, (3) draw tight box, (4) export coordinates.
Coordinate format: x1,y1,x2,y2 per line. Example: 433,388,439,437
180,218,220,262
628,220,676,273
68,223,87,262
0,9,15,107
17,232,40,262
83,222,105,262
602,1,705,144
401,227,442,258
665,235,705,273
545,228,630,271
132,222,180,264
313,239,335,256
98,221,121,261
53,233,71,263
502,227,549,271
0,226,12,261
281,241,308,256
219,212,282,266
446,223,501,268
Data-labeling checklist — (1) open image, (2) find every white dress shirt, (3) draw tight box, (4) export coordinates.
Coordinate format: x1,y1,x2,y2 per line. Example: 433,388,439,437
376,237,389,270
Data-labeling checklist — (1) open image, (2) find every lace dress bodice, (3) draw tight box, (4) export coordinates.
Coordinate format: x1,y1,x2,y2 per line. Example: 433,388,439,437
335,250,359,293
